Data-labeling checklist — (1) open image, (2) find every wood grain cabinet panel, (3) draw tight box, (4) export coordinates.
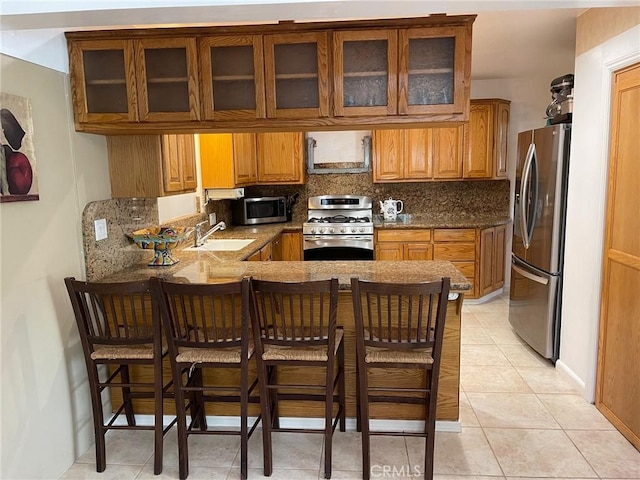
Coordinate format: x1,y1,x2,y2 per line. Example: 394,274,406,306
256,132,305,184
375,229,433,261
279,231,303,261
200,133,257,188
464,98,510,179
478,224,507,296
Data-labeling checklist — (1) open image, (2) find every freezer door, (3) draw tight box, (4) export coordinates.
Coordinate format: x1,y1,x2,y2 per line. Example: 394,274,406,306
513,125,570,274
508,255,558,360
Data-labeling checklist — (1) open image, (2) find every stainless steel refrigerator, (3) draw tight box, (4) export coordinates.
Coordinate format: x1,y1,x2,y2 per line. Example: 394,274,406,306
509,123,571,362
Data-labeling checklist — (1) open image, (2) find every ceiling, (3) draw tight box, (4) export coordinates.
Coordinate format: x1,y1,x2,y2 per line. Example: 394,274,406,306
0,1,634,77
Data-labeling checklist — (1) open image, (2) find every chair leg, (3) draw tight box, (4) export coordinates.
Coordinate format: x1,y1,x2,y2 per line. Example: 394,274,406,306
359,362,371,480
324,355,336,479
268,365,280,429
175,370,190,480
153,358,164,475
355,354,361,433
120,365,136,426
240,360,249,480
424,368,435,480
338,341,346,432
258,361,273,477
88,365,107,472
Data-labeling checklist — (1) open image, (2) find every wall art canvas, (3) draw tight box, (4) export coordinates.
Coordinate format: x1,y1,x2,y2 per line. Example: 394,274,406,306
0,92,39,203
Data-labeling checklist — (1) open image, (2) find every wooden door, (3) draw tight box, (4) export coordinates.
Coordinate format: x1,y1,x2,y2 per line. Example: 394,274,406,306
233,133,258,185
372,129,404,182
596,62,640,449
135,37,200,122
256,132,304,184
493,224,506,288
280,232,303,261
405,243,433,260
332,29,398,117
68,39,138,124
405,128,434,179
464,102,494,178
264,32,329,119
479,227,495,296
199,35,266,120
162,135,185,193
375,243,404,261
432,126,464,179
495,101,510,178
180,135,197,191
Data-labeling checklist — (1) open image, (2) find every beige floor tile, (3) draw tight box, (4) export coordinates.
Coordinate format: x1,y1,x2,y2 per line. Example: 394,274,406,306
58,463,143,480
137,463,230,479
407,427,503,476
473,311,511,329
461,311,482,328
226,467,320,479
236,430,323,470
460,344,509,366
321,431,362,472
326,471,363,479
461,327,495,345
537,394,616,430
484,327,526,345
484,428,597,478
498,344,551,367
75,430,154,466
466,392,560,429
467,298,509,314
566,430,640,478
367,436,410,472
434,477,505,480
516,366,579,394
460,365,532,393
459,391,480,427
162,431,240,468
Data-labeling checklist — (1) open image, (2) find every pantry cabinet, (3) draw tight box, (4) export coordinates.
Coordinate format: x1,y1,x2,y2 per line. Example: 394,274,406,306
464,99,510,179
372,126,464,182
107,134,196,197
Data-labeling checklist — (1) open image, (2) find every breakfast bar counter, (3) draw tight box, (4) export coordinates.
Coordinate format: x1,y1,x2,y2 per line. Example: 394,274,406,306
98,258,470,424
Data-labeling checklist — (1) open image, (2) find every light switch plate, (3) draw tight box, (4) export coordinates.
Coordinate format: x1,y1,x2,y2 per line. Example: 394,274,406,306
94,218,108,241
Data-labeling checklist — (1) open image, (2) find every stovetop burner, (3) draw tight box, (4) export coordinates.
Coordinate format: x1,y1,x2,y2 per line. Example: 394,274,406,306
308,215,371,224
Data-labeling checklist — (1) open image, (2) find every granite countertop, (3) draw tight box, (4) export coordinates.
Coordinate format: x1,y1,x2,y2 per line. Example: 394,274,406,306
373,213,511,229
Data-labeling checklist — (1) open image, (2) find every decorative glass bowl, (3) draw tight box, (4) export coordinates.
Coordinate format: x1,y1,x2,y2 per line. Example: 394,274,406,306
127,226,194,266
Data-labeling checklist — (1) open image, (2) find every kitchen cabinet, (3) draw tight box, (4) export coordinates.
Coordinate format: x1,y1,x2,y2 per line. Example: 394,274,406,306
372,126,464,182
433,228,477,298
66,15,474,133
279,231,303,261
135,37,200,122
199,35,266,121
479,225,506,296
464,99,510,179
264,32,330,119
256,132,305,184
107,134,196,197
375,230,432,260
200,133,257,188
68,39,138,124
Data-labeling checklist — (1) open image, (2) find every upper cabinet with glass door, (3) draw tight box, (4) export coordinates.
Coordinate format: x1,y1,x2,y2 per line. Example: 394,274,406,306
264,32,330,119
398,25,472,116
333,30,398,117
135,37,200,122
68,39,138,124
199,35,266,121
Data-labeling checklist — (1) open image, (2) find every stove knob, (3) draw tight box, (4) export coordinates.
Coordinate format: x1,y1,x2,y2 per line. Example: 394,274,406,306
340,228,346,233
310,228,316,234
351,227,357,233
319,228,325,234
329,228,335,234
359,227,365,233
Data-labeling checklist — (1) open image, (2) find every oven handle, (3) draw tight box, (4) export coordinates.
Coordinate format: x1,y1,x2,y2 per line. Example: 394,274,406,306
303,237,374,251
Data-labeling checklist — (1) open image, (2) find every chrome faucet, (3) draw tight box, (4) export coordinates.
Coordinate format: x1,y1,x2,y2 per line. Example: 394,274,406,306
194,220,226,247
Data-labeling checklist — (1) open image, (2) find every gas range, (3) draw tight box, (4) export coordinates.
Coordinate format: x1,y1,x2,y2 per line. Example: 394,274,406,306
303,195,374,260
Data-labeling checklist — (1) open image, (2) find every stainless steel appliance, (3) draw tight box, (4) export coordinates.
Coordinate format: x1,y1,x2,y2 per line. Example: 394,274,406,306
303,195,374,260
509,123,571,362
231,196,287,225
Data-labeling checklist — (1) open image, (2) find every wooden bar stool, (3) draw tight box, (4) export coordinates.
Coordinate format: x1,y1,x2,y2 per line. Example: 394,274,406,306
350,277,451,480
64,277,175,475
151,277,260,480
249,278,345,479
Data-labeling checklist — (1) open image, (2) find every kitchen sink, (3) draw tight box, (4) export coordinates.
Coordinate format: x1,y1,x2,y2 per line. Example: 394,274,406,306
184,238,255,252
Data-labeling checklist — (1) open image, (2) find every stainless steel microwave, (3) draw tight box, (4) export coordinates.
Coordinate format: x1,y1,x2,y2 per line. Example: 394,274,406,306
231,196,288,225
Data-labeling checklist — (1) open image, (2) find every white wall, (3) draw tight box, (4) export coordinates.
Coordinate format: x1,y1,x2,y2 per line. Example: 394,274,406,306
0,53,111,478
558,25,640,400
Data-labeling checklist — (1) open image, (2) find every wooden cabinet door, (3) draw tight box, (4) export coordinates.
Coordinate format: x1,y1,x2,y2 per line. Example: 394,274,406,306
180,135,197,191
375,243,403,261
264,32,329,119
233,133,258,185
405,128,434,179
493,224,506,288
270,235,283,261
256,132,305,184
596,62,640,449
432,126,464,179
398,26,471,116
405,243,433,260
199,35,266,120
135,37,200,122
162,134,196,193
68,39,138,124
280,232,303,261
372,129,404,182
495,101,510,178
464,102,494,178
479,227,495,296
333,29,398,117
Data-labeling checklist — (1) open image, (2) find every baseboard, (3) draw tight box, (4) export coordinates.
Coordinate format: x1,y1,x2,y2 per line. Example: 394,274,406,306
464,288,504,305
113,415,461,433
555,359,585,396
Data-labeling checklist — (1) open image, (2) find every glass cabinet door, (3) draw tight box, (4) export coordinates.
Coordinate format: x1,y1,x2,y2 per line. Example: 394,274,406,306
333,30,397,117
69,39,138,123
264,32,329,119
398,26,471,116
199,35,265,120
135,37,200,122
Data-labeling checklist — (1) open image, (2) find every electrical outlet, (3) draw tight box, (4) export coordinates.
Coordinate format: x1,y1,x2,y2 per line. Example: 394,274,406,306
209,213,216,225
94,218,108,241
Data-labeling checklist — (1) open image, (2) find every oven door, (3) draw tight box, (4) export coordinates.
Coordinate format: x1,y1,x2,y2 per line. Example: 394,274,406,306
303,236,374,261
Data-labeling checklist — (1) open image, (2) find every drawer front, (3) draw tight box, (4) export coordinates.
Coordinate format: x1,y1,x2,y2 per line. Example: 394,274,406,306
377,229,431,242
433,228,476,242
433,243,476,261
453,261,476,298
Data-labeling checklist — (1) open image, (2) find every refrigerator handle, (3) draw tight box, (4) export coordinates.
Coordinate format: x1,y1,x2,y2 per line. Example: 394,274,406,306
512,259,549,285
520,143,535,249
